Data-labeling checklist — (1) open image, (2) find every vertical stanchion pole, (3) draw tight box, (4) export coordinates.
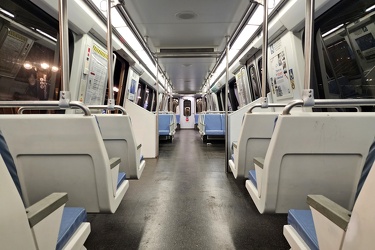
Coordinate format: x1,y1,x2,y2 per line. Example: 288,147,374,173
260,0,268,108
225,35,229,173
58,0,70,108
302,0,315,106
155,58,159,156
106,0,115,109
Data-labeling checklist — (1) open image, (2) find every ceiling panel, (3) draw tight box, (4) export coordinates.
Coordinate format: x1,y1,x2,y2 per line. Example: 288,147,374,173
124,0,250,93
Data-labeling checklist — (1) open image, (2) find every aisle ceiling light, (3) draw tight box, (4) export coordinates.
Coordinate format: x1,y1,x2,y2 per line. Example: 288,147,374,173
0,8,15,18
366,4,375,12
36,29,57,42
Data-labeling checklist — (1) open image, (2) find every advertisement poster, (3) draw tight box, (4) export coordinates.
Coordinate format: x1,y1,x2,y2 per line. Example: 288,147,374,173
84,44,108,105
127,70,139,101
269,41,294,100
128,78,137,101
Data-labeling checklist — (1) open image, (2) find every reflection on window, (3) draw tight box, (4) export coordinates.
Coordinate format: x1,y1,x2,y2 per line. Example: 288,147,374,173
248,65,261,100
0,1,60,104
326,40,360,78
320,5,375,100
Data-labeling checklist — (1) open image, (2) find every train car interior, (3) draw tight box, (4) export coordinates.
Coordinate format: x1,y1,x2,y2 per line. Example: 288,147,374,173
0,0,375,249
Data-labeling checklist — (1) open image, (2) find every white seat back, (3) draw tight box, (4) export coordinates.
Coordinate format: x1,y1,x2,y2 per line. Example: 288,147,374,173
95,114,145,179
248,112,375,213
0,114,127,213
230,112,278,178
0,155,36,249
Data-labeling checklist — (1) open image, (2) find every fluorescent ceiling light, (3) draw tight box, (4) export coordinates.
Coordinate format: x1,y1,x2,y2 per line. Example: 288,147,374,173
36,29,57,42
116,27,143,51
0,8,15,18
232,25,258,50
248,7,263,25
111,9,127,28
366,4,375,12
136,50,156,74
322,24,344,38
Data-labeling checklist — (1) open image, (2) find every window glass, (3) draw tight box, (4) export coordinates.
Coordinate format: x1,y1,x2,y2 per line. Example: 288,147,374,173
0,1,61,103
248,65,261,100
317,1,375,99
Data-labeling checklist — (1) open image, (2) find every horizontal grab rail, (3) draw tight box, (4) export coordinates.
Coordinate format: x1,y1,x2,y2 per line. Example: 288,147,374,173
248,103,287,113
282,99,374,115
0,101,91,116
87,105,127,115
17,104,126,115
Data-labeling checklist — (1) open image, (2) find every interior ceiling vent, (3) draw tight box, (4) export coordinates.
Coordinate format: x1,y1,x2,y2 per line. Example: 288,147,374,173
159,48,215,53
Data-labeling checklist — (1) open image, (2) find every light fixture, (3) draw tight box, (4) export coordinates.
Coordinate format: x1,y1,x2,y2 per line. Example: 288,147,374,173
40,63,50,70
113,86,119,92
366,4,375,12
0,8,15,18
23,62,33,70
176,11,197,20
51,66,59,72
322,24,344,38
36,29,57,42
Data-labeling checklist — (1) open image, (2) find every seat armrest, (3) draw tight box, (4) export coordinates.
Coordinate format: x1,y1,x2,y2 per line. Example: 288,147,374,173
254,157,265,169
307,195,351,231
109,157,121,169
232,141,238,149
26,193,68,228
137,144,142,150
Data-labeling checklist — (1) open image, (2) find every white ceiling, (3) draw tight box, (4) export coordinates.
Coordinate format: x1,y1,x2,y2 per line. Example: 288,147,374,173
123,0,251,94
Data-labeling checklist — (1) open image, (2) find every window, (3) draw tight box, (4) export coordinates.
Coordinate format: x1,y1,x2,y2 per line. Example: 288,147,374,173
315,0,375,100
0,1,65,105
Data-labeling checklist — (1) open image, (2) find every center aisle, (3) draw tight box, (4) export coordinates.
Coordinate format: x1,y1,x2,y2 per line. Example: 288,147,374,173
86,129,289,249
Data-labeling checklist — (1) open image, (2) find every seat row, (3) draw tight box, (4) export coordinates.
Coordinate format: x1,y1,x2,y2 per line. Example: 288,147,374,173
158,113,177,141
229,103,375,249
198,113,225,142
0,109,146,249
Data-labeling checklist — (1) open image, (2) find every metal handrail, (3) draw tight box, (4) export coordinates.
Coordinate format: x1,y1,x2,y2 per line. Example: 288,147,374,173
248,103,287,113
17,104,128,115
87,105,127,114
106,0,115,109
3,101,91,116
282,99,374,115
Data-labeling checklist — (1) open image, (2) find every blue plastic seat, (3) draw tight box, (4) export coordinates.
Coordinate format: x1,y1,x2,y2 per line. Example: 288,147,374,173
159,114,172,135
204,114,224,135
117,172,126,189
57,207,87,250
287,209,318,250
248,170,257,188
0,131,89,249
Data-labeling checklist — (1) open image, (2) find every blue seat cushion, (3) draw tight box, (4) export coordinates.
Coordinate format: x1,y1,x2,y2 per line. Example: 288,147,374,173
0,131,23,198
248,170,257,188
159,130,170,136
356,139,375,201
231,154,234,161
140,155,144,163
57,207,87,250
117,172,126,189
288,209,318,250
205,130,224,135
